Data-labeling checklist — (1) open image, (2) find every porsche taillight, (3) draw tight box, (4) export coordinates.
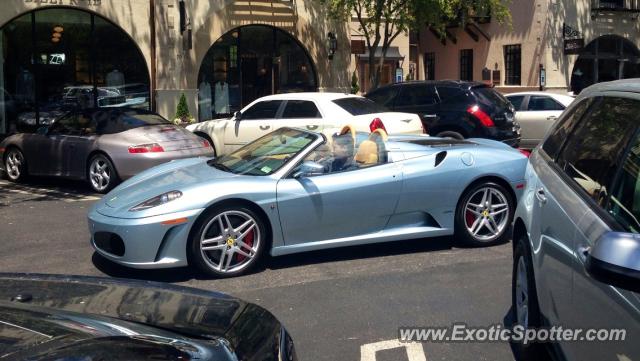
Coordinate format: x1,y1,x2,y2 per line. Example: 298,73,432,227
128,143,165,153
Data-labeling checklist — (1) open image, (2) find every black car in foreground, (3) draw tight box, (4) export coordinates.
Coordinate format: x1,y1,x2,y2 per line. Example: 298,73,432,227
365,80,520,147
0,273,296,360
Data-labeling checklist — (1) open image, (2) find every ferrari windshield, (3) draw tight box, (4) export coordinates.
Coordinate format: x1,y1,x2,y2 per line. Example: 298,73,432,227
209,128,317,175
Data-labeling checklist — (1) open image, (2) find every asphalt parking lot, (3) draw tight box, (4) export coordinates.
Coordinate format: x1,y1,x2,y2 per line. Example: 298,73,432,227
0,175,520,361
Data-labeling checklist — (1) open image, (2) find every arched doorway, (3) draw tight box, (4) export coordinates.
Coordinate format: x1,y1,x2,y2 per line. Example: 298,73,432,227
0,8,150,133
197,25,317,121
571,35,640,94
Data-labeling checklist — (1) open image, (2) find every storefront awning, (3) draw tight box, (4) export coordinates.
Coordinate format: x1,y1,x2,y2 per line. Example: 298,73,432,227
357,46,405,61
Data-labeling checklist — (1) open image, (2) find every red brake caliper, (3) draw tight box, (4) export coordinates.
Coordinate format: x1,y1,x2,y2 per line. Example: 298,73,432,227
236,229,254,262
466,210,476,228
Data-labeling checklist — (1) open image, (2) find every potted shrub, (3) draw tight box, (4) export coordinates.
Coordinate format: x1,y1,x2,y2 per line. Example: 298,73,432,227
173,93,195,126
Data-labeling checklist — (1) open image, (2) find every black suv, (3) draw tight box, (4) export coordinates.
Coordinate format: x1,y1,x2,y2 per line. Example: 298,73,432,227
365,81,520,147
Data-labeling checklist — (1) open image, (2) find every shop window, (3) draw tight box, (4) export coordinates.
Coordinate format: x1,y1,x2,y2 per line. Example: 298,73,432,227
198,25,317,121
459,49,473,81
0,8,150,134
425,52,435,81
504,44,521,85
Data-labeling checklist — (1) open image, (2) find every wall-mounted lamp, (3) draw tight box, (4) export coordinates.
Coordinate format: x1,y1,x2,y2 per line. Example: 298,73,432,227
327,32,337,60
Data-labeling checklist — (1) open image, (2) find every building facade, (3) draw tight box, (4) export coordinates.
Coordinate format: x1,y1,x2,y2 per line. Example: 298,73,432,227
0,0,353,135
418,0,640,94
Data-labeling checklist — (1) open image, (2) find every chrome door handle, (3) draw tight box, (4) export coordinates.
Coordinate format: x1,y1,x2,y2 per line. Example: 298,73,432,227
423,114,438,119
535,187,547,204
259,125,271,131
306,125,318,130
547,116,557,121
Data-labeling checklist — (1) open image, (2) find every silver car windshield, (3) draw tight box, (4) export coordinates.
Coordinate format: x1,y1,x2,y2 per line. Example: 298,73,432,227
210,128,318,176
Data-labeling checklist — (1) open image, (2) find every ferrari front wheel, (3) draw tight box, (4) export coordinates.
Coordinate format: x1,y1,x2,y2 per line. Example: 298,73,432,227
455,181,514,246
189,205,266,278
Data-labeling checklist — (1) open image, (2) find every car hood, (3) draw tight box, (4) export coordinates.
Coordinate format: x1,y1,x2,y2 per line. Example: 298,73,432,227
101,157,238,210
0,273,296,361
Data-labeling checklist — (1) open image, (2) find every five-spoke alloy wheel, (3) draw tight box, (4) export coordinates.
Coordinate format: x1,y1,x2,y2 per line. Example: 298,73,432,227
4,148,27,182
190,205,266,278
88,154,118,194
456,181,514,246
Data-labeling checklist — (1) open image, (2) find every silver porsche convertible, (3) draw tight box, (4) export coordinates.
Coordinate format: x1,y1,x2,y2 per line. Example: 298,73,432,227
0,108,214,193
88,127,527,277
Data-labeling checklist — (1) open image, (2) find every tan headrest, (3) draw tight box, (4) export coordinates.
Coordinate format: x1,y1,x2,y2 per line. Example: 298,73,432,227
354,140,378,165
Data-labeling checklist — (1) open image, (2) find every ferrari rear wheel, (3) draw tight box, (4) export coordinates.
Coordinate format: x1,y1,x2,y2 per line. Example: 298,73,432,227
455,181,514,246
4,148,27,182
190,205,266,278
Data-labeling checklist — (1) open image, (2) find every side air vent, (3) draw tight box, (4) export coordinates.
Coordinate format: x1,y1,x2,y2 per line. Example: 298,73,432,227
435,151,447,167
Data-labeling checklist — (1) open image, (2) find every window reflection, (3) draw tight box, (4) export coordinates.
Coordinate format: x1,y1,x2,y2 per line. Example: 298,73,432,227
0,8,150,134
197,25,316,122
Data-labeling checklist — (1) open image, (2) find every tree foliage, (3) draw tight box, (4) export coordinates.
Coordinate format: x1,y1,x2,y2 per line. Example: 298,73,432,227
322,0,512,91
175,93,191,121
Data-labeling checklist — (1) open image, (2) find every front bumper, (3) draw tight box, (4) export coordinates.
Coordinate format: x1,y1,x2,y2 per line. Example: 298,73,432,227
88,207,203,269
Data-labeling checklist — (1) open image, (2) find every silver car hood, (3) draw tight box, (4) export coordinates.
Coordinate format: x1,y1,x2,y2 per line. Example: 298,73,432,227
99,157,236,212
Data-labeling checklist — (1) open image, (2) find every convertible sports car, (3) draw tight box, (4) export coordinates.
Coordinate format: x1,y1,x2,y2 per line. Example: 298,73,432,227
88,127,527,277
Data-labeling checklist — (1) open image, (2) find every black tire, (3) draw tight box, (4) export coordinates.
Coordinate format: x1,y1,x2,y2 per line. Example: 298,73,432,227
436,130,465,140
4,147,28,182
87,154,119,194
455,181,514,246
512,236,546,361
189,204,267,278
195,132,216,156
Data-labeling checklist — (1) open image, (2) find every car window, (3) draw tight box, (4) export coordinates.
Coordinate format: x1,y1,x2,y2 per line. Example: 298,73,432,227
436,86,464,103
281,100,321,119
332,97,387,115
506,95,525,110
395,85,438,107
94,110,170,135
527,96,565,111
473,86,510,108
49,113,81,135
242,100,283,120
607,134,640,232
366,87,398,107
557,97,640,205
541,97,593,159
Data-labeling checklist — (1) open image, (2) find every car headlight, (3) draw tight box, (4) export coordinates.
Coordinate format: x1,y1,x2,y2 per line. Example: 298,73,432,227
129,191,183,212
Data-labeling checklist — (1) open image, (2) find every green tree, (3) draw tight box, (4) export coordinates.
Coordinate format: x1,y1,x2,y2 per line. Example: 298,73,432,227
175,93,191,121
322,0,511,91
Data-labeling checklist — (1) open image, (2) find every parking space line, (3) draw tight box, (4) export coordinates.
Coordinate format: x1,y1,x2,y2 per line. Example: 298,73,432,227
360,339,427,361
0,180,101,202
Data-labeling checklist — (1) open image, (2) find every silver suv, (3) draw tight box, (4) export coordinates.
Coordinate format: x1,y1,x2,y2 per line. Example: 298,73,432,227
512,79,640,360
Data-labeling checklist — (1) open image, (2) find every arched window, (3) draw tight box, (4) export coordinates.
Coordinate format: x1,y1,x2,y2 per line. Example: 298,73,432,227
0,8,150,133
571,35,640,94
197,25,317,121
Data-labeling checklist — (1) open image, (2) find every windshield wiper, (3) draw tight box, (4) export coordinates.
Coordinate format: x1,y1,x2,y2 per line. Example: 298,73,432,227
208,160,234,173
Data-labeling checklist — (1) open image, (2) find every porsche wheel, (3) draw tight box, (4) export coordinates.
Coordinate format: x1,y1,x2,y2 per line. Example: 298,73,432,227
88,154,118,194
4,148,27,182
455,181,514,246
190,205,266,278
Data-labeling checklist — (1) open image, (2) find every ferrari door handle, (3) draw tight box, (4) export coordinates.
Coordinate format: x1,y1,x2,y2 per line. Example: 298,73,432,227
259,125,271,131
535,187,547,204
306,125,318,130
547,116,558,121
